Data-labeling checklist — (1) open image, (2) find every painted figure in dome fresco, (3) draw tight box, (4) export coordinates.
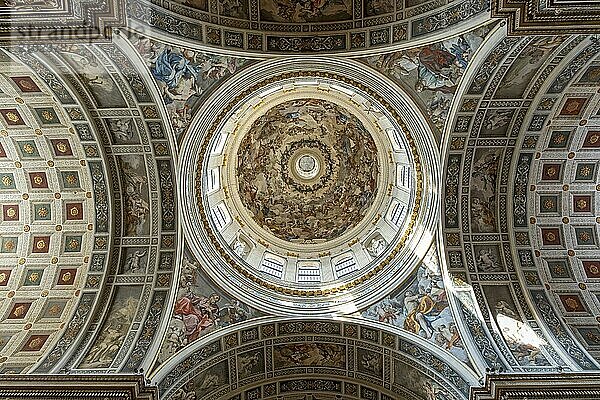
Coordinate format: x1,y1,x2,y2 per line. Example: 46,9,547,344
364,26,490,129
120,155,150,236
362,250,468,363
424,380,451,400
261,0,352,23
476,248,502,272
123,250,146,273
133,35,247,136
108,118,135,142
470,148,502,233
171,381,196,400
172,291,251,344
81,295,139,368
161,256,256,362
403,287,447,338
273,342,345,368
366,236,387,258
372,31,484,93
472,152,500,197
494,300,550,366
150,48,241,106
174,293,221,342
237,98,379,242
414,42,467,93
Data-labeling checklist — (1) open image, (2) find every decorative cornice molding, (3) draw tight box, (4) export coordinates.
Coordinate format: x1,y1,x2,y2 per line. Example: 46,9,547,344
127,0,491,55
0,0,126,42
493,0,600,34
0,374,157,399
471,373,600,399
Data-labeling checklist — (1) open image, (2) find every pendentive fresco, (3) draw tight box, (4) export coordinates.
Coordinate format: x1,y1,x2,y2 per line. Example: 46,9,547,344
133,34,251,139
362,243,469,365
362,24,491,132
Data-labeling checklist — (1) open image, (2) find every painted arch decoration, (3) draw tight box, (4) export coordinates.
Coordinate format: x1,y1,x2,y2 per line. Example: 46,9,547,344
152,317,479,400
127,0,491,54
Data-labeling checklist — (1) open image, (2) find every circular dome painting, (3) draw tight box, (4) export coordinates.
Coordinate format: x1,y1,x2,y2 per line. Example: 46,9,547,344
237,98,379,242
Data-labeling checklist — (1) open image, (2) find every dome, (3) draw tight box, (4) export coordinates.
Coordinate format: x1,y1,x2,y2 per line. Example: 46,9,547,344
181,58,439,314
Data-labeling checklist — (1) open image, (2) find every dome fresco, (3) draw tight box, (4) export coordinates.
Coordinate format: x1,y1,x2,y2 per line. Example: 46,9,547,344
2,2,600,400
237,98,380,242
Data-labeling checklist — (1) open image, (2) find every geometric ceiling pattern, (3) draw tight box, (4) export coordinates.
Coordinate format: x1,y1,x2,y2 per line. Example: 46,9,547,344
530,64,600,363
3,2,600,400
33,41,178,374
0,53,95,372
0,39,179,376
0,0,125,42
442,32,600,373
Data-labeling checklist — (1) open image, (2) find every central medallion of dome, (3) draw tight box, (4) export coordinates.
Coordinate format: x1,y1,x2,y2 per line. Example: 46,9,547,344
295,153,318,178
237,98,379,242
